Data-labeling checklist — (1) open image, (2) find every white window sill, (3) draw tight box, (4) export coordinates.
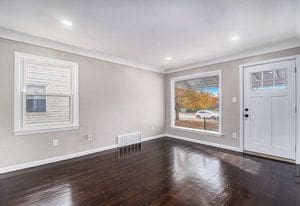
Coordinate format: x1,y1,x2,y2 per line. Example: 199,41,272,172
13,125,80,135
170,126,223,137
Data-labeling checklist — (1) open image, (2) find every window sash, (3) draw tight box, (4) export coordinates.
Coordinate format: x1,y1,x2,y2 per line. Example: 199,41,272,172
23,92,72,97
22,92,73,128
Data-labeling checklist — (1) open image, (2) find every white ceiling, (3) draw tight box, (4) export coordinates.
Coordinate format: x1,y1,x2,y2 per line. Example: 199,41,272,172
0,0,299,73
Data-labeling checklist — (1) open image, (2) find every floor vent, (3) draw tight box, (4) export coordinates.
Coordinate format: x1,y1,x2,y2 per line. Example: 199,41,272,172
117,131,142,147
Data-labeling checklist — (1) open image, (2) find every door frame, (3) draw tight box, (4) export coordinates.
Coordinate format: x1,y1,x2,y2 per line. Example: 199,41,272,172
239,55,300,163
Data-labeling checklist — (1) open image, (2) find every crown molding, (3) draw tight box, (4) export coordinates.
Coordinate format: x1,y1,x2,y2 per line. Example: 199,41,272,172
0,27,162,73
1,27,299,75
165,39,300,74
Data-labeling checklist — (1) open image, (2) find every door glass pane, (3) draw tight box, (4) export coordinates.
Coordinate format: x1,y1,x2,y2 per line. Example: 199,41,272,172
251,72,262,90
263,70,274,88
274,69,286,88
251,69,287,90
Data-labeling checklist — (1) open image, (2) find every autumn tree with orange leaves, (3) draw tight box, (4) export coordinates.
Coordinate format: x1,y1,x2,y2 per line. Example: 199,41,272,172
175,88,218,120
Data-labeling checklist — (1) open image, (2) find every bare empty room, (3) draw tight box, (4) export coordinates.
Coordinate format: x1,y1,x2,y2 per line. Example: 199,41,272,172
0,0,300,205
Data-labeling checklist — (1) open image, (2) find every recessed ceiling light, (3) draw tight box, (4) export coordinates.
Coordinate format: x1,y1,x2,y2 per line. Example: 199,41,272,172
165,57,172,61
61,20,73,27
230,35,240,41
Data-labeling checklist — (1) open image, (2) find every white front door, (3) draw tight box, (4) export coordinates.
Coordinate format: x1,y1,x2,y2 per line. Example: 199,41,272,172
244,60,296,159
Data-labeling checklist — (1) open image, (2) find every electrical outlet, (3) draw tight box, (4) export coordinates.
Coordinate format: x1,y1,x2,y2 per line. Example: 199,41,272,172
232,132,237,139
52,139,58,147
87,133,93,142
232,97,237,103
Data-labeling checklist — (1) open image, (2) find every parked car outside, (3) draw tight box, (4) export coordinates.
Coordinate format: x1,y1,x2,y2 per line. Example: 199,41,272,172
195,110,219,119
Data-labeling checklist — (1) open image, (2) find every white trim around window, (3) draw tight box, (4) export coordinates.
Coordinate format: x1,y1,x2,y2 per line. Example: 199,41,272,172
13,52,79,135
170,70,223,137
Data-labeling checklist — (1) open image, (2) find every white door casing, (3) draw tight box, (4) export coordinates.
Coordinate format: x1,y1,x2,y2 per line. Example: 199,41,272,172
243,59,296,160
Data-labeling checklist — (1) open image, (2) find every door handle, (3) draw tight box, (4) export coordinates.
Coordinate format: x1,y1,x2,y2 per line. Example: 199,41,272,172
244,114,249,117
245,108,249,111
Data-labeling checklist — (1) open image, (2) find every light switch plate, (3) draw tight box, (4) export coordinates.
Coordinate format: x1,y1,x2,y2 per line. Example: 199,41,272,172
52,139,58,147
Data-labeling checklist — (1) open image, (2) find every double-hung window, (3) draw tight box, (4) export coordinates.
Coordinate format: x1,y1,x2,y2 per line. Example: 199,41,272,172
170,70,222,136
14,52,79,135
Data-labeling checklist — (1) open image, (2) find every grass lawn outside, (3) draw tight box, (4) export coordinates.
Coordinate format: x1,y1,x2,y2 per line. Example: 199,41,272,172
175,112,219,132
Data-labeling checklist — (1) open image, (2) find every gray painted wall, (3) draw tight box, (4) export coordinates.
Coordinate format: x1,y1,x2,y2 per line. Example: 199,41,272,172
0,38,165,168
165,47,300,148
1,36,299,169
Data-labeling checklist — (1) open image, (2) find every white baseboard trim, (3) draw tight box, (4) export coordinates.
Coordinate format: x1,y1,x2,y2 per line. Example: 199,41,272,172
0,133,243,174
0,144,117,175
0,134,166,174
165,133,242,152
142,134,165,142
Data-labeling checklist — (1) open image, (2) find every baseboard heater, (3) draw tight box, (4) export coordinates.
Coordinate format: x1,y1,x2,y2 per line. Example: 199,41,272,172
117,131,142,147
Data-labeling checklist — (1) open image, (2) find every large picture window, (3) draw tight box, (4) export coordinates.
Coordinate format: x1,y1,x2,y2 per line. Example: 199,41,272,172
14,52,79,135
170,70,222,135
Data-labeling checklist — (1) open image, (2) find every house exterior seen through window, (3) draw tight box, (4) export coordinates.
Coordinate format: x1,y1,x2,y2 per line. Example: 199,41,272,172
26,85,47,113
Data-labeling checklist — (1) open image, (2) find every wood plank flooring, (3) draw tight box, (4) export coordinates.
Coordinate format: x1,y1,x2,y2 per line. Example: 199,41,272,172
0,137,300,206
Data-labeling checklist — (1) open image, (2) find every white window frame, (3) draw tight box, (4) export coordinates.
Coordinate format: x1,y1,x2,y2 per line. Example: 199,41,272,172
14,52,79,135
170,70,223,137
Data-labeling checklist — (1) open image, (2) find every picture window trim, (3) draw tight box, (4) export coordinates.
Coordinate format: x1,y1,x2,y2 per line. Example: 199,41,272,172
170,70,223,137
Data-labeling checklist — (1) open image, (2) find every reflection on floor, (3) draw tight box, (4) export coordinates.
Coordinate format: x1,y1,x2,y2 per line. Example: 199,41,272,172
0,137,299,205
117,143,142,159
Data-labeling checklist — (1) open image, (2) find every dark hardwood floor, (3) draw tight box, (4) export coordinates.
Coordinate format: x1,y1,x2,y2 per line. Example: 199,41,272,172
0,137,300,206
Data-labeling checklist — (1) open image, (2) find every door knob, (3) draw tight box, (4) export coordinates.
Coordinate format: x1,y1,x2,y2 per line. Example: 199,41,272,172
244,114,249,117
245,108,249,111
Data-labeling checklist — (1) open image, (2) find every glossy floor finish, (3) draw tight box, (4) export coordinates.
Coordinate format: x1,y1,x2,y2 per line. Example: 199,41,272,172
0,138,300,206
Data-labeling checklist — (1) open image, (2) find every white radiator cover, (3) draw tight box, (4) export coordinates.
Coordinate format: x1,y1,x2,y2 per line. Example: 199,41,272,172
117,131,142,147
